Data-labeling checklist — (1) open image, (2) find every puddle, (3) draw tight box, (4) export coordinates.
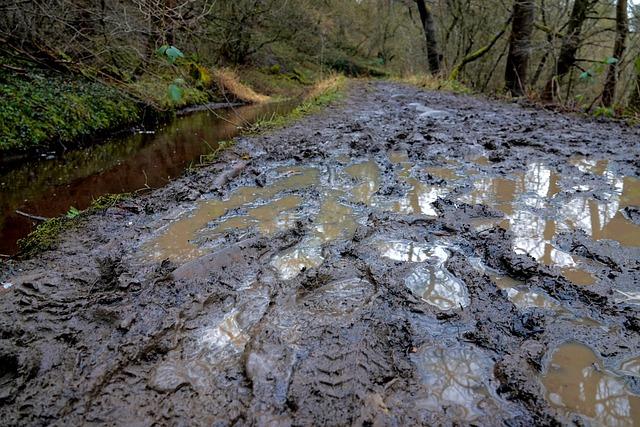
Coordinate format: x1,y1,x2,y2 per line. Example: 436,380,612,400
408,102,450,119
619,357,640,377
461,164,599,284
563,177,640,247
469,257,560,310
212,195,302,236
412,344,502,422
376,240,469,310
376,239,443,263
198,310,249,361
542,342,640,426
312,191,358,242
425,166,461,181
345,160,381,205
570,157,610,176
146,167,319,262
406,265,469,310
387,151,448,216
390,179,447,216
271,238,324,280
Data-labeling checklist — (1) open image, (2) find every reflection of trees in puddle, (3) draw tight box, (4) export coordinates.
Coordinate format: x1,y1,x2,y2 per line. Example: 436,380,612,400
376,240,445,263
413,344,500,421
377,240,469,311
405,263,469,311
563,177,640,248
543,342,640,426
271,238,325,280
460,162,601,284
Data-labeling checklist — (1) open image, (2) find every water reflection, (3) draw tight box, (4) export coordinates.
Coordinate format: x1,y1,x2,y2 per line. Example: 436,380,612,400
413,344,499,421
270,238,324,280
562,177,640,247
406,264,469,311
376,240,441,263
344,160,380,205
147,167,319,262
387,150,448,216
543,342,640,426
461,163,596,284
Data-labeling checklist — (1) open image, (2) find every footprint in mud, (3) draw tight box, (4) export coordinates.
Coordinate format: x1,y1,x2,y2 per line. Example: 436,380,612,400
542,342,640,426
411,343,508,422
375,239,469,310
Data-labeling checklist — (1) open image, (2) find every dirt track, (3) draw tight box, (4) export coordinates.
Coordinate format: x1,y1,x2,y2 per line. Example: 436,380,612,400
1,81,640,426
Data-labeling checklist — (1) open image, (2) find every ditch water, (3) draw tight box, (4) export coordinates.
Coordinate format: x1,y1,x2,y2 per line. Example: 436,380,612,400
0,101,297,255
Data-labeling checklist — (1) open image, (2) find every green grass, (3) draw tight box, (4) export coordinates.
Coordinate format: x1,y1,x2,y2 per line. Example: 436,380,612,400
17,193,132,256
0,62,141,152
244,75,346,134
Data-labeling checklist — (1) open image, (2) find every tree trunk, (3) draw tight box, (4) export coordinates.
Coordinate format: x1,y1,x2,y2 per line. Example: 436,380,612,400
415,0,441,74
505,0,536,96
542,0,593,101
630,58,640,112
601,0,628,107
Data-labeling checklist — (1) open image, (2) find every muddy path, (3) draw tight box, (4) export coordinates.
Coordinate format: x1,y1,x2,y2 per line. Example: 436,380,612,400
1,81,640,426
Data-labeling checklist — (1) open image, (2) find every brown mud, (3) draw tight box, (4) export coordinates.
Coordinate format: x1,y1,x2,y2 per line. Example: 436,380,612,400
1,81,639,426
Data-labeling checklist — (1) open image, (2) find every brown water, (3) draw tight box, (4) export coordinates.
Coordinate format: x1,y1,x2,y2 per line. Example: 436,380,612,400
0,101,298,255
542,342,640,426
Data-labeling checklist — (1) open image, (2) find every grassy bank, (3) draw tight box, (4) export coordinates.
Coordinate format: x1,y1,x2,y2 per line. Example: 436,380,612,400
0,54,304,157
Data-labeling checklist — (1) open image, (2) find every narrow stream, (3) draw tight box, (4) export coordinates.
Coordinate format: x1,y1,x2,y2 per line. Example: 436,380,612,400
0,101,298,255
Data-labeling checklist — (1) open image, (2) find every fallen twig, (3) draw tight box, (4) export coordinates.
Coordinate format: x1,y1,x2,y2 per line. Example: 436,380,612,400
15,210,48,222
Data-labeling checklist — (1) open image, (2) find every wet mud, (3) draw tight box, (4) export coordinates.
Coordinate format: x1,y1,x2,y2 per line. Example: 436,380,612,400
1,81,640,425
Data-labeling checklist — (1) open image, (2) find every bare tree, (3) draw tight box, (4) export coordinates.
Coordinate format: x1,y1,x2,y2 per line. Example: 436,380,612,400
415,0,441,74
542,0,597,101
601,0,628,107
505,0,535,96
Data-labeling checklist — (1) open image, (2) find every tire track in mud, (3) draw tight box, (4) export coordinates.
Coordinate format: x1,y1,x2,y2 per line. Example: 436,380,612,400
1,81,640,426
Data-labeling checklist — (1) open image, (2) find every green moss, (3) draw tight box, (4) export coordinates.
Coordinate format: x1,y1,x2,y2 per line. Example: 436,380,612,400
16,192,132,256
17,217,70,255
0,62,141,152
88,193,131,211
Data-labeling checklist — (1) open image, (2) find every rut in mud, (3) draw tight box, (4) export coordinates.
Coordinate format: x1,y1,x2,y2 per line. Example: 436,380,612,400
1,81,640,426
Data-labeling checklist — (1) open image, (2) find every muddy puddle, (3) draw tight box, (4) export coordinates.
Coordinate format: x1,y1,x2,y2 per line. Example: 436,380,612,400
543,342,640,426
1,82,639,425
0,101,298,255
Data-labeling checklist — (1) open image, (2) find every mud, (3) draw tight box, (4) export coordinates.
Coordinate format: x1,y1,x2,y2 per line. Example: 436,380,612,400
1,81,640,425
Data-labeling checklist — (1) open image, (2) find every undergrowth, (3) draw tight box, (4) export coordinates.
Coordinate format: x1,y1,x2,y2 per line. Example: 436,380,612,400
17,193,131,256
396,74,471,94
0,61,141,152
245,74,346,134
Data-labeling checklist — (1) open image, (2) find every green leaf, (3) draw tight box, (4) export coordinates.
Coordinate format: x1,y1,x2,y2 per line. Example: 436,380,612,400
168,84,183,103
156,45,170,56
66,206,81,219
165,46,184,64
605,56,619,65
579,70,593,81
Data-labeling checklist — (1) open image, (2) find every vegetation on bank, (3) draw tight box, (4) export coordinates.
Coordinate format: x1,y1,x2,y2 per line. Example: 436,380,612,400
0,60,141,153
17,193,131,256
245,75,347,134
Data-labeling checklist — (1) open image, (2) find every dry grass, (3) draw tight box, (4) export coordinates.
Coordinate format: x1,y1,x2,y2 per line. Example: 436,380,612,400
304,73,345,100
397,74,471,94
213,68,270,104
